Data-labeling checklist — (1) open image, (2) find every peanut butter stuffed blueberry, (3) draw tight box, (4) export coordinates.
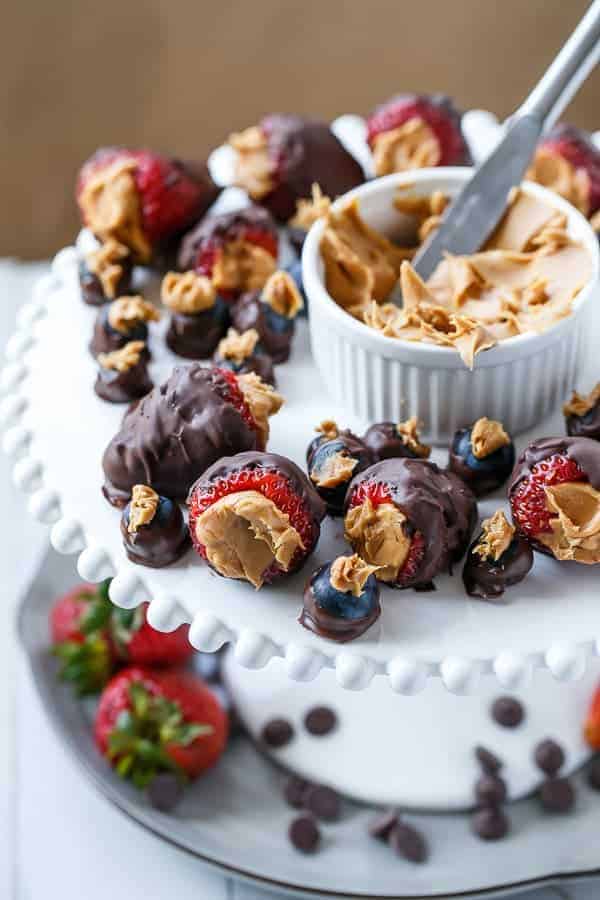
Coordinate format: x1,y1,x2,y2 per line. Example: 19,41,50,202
363,417,431,463
449,418,515,497
231,270,303,364
300,554,381,642
213,328,276,386
90,295,159,359
564,383,600,442
462,510,533,600
162,270,229,359
95,341,153,404
121,485,190,568
306,420,374,517
79,239,133,306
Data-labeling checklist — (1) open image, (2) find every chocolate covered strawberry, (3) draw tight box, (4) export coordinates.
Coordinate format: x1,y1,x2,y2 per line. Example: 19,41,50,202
366,93,471,177
95,667,228,787
228,114,364,222
509,437,600,564
178,206,278,301
51,581,115,695
527,124,600,221
187,451,326,588
77,148,220,263
344,458,476,589
111,603,193,667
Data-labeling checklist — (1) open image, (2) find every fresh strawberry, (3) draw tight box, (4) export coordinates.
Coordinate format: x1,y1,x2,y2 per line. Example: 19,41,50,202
77,148,219,260
366,93,471,167
510,453,586,543
51,581,114,695
110,603,193,667
529,123,600,218
585,685,600,749
346,480,425,586
95,666,228,787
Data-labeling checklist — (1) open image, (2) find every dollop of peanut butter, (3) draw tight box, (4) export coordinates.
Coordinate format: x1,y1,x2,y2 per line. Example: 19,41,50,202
289,183,331,230
396,417,431,458
108,296,160,334
316,419,340,440
329,554,379,597
473,510,515,561
229,126,274,200
79,159,151,263
237,372,284,447
262,270,304,318
217,328,260,364
563,382,600,418
540,481,600,564
372,118,441,177
310,450,357,488
471,417,511,459
86,238,130,299
128,484,160,533
98,340,145,373
212,240,276,295
194,489,304,588
161,271,216,314
345,498,411,582
527,148,590,216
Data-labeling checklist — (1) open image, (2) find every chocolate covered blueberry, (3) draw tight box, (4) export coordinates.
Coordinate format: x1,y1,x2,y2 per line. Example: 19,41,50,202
178,205,278,302
344,458,476,589
462,510,533,601
89,295,159,359
306,420,374,517
161,270,229,359
229,115,364,222
363,417,431,463
121,484,190,568
231,270,303,364
102,365,283,507
213,328,276,386
299,554,381,643
564,383,600,442
95,340,153,404
187,451,326,588
449,417,515,497
79,239,132,306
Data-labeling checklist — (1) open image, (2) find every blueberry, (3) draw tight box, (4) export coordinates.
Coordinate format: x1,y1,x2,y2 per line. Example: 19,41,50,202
264,304,295,335
311,563,379,620
449,424,515,497
307,435,373,517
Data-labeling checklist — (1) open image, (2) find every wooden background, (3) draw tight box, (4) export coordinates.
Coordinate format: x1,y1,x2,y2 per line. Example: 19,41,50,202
1,0,598,259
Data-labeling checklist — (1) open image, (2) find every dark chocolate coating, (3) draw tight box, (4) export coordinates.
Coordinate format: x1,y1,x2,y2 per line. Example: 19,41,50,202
566,401,600,442
178,205,278,272
509,436,600,495
166,299,229,360
258,115,365,222
462,532,533,601
94,358,153,404
345,458,477,588
306,431,374,517
89,306,150,359
231,292,295,363
102,365,261,507
213,350,276,386
120,496,190,567
79,257,132,307
362,422,423,462
449,426,515,497
299,562,381,643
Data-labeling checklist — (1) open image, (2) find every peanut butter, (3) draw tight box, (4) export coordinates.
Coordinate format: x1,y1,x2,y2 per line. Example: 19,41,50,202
473,510,515,562
329,554,379,597
372,118,440,177
237,372,284,447
344,498,411,582
540,481,600,564
98,340,145,372
310,450,357,489
229,126,274,200
161,271,216,314
108,296,160,334
527,148,590,216
396,417,431,458
86,238,130,299
262,271,303,318
563,383,600,418
212,239,276,295
217,328,260,364
471,418,510,459
128,484,159,533
289,183,331,230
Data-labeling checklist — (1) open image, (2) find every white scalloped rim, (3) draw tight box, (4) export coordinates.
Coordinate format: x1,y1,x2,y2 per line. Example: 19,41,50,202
4,113,600,695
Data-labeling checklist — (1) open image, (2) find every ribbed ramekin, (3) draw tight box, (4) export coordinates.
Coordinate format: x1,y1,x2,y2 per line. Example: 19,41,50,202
302,169,600,444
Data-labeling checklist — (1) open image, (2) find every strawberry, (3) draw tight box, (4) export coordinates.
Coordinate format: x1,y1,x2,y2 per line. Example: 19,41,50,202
528,123,600,218
51,581,115,695
95,666,228,787
111,603,194,668
585,685,600,749
366,93,471,169
510,453,586,544
77,148,219,262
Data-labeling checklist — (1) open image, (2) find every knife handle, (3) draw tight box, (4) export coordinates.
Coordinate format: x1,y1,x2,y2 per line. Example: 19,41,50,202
515,0,600,131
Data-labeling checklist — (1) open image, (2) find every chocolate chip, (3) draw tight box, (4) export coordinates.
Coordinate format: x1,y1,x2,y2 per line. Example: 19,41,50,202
475,745,502,774
289,815,320,853
284,775,309,809
304,706,337,736
368,809,399,841
491,696,524,728
304,785,341,821
475,774,507,807
539,777,575,813
261,718,294,748
147,773,184,812
588,757,600,791
389,823,428,863
471,806,510,840
534,739,565,776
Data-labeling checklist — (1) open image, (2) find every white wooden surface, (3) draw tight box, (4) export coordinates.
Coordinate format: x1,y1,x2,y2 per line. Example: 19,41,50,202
1,260,598,900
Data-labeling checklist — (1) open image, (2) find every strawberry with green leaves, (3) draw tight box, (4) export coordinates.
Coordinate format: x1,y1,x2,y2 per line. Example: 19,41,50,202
94,667,228,787
110,603,194,668
51,580,115,695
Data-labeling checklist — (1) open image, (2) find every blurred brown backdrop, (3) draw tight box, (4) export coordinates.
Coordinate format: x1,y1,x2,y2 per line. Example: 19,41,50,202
1,0,598,259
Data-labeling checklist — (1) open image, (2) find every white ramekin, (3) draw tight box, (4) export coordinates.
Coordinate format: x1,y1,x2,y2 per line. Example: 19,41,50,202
302,169,600,444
